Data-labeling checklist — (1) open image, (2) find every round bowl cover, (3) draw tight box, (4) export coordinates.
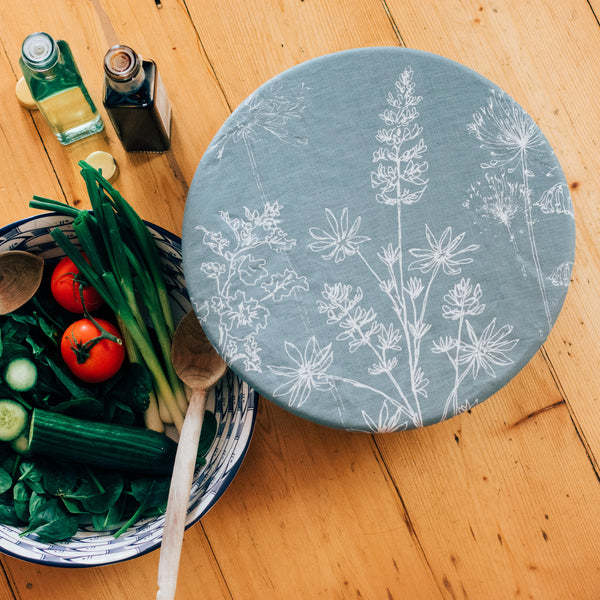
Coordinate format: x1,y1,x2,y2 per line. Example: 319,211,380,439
183,47,575,432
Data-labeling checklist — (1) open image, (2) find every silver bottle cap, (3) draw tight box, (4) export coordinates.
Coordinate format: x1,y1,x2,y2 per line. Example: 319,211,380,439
104,45,141,81
21,32,58,70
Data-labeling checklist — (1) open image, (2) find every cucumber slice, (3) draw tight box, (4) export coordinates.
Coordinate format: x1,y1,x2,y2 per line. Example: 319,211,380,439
0,399,29,442
9,431,30,456
4,358,37,392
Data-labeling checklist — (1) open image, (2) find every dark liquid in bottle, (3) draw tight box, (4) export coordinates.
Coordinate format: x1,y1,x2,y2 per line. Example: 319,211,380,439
104,61,171,153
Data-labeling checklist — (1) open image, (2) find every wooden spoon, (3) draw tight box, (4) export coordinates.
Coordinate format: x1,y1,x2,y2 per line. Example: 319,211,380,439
156,310,227,600
0,251,44,315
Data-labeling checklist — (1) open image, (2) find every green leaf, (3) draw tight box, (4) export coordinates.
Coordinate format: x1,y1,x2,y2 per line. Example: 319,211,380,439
25,498,78,542
92,497,125,532
13,481,30,522
103,363,152,421
62,478,101,502
60,497,87,515
29,491,45,516
49,397,104,418
81,473,124,514
42,355,94,400
130,477,170,511
0,503,22,526
0,468,13,495
198,410,217,459
42,463,78,496
18,462,44,494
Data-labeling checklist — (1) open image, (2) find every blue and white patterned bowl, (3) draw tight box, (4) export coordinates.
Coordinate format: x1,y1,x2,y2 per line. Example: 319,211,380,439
0,212,258,567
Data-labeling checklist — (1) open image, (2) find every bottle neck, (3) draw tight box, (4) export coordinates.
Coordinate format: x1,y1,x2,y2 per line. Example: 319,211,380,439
21,32,60,73
104,45,146,94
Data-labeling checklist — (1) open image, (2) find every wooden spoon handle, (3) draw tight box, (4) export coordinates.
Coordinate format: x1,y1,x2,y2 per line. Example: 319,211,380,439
156,389,207,600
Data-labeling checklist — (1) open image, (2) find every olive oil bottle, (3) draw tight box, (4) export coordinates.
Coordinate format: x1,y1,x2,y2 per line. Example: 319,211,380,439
103,45,172,153
19,32,104,145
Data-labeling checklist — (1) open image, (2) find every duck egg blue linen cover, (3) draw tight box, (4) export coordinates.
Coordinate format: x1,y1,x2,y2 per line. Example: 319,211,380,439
182,47,575,432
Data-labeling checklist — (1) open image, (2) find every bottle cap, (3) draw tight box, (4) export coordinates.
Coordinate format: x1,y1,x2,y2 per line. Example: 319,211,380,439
15,77,37,110
85,151,119,182
21,32,58,71
104,45,141,81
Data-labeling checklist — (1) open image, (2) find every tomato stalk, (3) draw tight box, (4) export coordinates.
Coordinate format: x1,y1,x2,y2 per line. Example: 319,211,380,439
66,316,123,365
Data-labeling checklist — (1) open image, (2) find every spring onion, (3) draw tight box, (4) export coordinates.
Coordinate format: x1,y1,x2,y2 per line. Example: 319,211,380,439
30,161,188,432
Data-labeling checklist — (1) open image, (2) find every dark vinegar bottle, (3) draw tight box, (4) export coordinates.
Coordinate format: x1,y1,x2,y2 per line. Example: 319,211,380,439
103,45,172,152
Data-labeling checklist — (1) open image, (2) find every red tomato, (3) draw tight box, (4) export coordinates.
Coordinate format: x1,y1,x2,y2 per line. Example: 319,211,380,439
61,318,125,383
51,255,104,313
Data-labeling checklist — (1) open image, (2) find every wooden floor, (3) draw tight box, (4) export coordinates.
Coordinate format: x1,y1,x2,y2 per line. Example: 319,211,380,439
0,1,599,598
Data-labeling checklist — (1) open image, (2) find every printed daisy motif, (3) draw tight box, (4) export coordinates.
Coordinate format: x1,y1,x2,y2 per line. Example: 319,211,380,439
408,226,479,276
362,401,407,433
309,208,370,263
459,319,519,378
267,337,334,407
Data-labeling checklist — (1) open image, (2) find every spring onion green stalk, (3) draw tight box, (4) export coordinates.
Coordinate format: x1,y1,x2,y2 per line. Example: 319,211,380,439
29,162,188,432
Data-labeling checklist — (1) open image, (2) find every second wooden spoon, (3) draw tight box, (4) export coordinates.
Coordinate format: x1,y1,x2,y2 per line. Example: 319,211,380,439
156,310,227,600
0,251,44,315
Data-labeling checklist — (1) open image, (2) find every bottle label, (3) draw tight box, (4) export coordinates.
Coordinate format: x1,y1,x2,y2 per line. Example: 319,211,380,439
154,71,172,138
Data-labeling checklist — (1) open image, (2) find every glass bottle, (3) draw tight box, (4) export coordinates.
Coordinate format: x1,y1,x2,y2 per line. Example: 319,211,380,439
102,45,172,153
19,32,104,145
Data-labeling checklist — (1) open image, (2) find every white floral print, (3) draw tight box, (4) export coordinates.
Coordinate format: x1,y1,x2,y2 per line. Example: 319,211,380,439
190,57,572,431
267,68,520,430
467,90,575,331
194,87,310,372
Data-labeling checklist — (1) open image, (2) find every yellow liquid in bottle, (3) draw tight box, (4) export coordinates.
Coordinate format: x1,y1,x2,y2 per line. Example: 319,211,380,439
38,87,96,133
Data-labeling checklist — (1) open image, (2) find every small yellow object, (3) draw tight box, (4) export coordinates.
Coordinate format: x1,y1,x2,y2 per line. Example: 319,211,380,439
85,151,119,182
15,77,37,110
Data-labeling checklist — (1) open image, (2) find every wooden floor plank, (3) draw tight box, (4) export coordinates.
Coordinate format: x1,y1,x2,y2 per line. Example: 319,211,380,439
201,399,444,600
1,528,231,600
377,352,600,598
184,0,402,108
0,0,218,235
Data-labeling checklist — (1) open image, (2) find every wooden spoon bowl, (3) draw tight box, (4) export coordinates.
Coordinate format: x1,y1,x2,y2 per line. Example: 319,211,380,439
0,251,44,315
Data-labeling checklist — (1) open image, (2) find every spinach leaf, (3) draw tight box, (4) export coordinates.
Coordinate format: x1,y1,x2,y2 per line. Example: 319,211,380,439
25,498,78,542
81,473,124,514
92,496,125,531
13,482,30,523
18,462,45,494
42,463,79,496
112,476,170,538
130,477,170,510
29,491,45,517
0,468,13,495
0,504,21,526
198,410,217,459
50,397,104,418
102,363,152,423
